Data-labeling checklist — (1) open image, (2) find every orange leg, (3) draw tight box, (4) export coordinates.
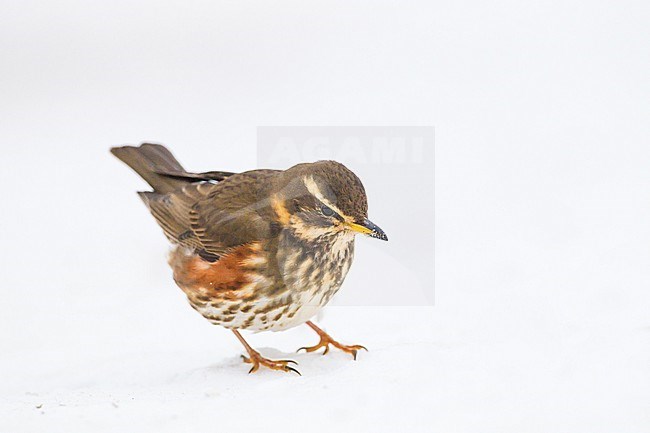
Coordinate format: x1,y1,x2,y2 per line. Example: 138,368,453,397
298,321,368,360
232,330,300,375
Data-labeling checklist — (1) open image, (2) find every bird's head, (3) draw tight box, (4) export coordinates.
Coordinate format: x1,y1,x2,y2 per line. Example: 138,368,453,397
272,161,387,242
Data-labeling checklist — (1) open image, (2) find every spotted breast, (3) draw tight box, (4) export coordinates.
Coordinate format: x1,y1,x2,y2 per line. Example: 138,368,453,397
169,228,355,332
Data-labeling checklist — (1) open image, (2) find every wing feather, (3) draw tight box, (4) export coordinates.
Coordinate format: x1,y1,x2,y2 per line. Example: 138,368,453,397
140,169,280,255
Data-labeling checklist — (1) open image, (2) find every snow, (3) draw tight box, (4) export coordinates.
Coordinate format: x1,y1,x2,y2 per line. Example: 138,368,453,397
2,0,650,431
2,289,648,431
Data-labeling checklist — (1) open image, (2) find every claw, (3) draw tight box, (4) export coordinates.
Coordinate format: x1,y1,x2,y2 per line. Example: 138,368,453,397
298,324,368,360
240,352,300,375
286,366,302,376
298,343,327,354
232,330,301,375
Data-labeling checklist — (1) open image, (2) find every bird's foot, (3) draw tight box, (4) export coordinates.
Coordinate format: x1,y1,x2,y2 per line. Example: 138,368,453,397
298,322,368,360
240,352,300,375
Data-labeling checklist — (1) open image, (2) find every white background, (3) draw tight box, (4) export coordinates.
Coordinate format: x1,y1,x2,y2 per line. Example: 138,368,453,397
1,1,649,432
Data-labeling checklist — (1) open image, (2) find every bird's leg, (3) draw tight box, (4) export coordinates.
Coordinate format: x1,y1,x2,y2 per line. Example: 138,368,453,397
231,330,300,375
298,321,368,360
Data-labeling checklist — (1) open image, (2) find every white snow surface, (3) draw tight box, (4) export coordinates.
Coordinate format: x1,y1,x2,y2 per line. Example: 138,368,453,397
2,0,650,431
2,292,649,432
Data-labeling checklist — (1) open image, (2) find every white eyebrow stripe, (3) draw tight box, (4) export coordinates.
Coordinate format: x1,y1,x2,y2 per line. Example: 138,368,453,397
303,175,345,216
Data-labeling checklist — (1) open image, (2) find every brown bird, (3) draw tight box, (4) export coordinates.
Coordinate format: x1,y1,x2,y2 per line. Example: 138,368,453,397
111,143,387,375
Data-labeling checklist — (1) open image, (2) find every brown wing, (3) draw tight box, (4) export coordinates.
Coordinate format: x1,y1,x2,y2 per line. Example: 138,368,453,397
139,182,211,251
140,169,280,256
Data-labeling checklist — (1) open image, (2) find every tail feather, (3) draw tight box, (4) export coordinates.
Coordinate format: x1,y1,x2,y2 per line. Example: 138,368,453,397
111,143,187,193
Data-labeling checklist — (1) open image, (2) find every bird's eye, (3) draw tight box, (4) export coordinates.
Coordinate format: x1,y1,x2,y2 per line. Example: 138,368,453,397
321,205,335,217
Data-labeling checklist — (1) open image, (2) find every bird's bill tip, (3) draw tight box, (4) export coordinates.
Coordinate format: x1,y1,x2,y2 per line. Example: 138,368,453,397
345,219,388,241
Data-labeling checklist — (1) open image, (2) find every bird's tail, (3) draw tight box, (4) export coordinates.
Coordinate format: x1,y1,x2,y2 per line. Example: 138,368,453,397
110,143,188,194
